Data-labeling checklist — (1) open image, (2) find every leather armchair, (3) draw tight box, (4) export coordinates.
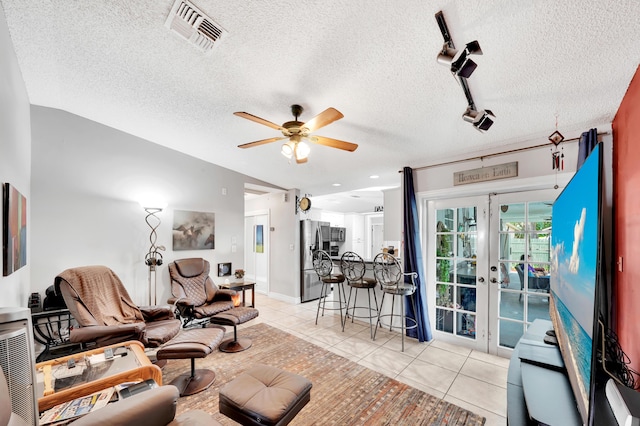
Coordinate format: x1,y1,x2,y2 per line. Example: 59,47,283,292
167,258,235,327
71,385,220,426
55,265,181,348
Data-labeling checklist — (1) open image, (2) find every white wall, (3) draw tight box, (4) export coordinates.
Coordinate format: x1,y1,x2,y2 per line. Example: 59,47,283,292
245,190,299,302
30,106,275,306
0,7,31,308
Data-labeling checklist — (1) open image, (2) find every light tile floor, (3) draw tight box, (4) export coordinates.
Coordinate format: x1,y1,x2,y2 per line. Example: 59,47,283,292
245,293,508,426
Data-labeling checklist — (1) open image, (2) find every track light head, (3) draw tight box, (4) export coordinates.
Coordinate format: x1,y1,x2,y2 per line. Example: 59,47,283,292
437,40,482,78
463,108,495,132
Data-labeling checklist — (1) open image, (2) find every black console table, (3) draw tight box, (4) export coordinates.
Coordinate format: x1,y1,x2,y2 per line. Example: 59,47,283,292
507,319,617,425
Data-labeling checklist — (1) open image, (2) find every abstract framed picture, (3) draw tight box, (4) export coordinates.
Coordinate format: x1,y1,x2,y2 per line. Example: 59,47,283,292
172,210,215,250
255,224,264,253
218,262,232,277
3,183,27,276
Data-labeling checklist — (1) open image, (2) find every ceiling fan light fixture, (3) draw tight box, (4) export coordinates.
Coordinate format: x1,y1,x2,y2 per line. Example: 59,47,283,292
281,141,295,158
295,140,310,160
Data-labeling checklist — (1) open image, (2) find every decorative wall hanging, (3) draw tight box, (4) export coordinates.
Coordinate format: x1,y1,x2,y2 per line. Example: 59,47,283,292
3,183,27,276
172,210,215,250
549,131,565,170
255,225,264,253
549,116,565,189
218,262,232,277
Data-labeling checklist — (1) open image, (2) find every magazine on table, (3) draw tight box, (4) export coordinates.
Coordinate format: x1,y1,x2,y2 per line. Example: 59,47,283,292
39,387,115,425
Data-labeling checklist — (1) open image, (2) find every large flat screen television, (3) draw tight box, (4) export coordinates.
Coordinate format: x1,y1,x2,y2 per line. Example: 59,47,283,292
549,142,603,425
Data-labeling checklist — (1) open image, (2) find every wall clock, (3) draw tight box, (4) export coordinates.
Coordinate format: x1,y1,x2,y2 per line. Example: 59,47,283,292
296,195,311,213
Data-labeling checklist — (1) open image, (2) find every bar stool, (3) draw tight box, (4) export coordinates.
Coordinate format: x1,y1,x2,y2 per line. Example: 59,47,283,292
340,251,379,338
313,250,347,327
372,253,418,351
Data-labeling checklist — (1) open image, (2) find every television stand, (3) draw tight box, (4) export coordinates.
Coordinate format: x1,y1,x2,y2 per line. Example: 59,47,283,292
508,319,617,425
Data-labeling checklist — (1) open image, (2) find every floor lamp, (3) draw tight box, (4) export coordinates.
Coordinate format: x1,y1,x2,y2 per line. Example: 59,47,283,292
144,206,165,305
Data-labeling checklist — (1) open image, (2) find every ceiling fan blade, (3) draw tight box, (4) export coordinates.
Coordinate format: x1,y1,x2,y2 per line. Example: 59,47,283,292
311,136,358,152
234,112,283,130
302,107,344,132
237,136,286,149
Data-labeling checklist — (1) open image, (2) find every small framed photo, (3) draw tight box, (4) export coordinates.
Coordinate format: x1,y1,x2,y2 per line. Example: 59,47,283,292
218,262,232,277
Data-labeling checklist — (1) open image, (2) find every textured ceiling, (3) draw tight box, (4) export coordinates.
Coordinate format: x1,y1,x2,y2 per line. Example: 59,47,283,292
2,1,639,212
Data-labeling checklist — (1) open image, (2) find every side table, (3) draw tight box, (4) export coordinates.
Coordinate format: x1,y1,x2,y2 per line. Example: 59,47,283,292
35,340,162,412
219,280,256,308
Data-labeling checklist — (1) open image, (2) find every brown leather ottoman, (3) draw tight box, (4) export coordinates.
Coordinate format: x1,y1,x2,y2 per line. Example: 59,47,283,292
209,306,259,352
219,364,312,426
156,325,225,396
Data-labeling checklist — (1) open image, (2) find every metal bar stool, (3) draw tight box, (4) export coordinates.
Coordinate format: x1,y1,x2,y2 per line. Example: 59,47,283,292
372,253,418,351
313,250,347,327
340,251,379,338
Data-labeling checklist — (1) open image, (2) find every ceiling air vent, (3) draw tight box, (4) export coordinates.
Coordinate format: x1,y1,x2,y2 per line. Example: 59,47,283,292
165,0,227,54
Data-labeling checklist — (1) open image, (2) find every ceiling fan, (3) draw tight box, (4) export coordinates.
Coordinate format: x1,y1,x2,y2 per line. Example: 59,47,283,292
234,104,358,164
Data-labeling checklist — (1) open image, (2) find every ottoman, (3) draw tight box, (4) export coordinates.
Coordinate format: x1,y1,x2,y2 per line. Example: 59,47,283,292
219,365,312,426
210,306,259,352
156,325,225,396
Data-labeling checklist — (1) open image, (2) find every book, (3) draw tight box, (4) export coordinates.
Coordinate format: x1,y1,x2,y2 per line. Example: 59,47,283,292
39,387,115,425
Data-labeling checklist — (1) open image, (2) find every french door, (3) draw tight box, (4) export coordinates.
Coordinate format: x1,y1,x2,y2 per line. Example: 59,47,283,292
428,189,556,356
430,196,490,352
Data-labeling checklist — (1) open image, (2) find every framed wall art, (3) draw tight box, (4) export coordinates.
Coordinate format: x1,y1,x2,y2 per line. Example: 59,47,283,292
172,210,215,250
218,262,232,277
3,183,27,276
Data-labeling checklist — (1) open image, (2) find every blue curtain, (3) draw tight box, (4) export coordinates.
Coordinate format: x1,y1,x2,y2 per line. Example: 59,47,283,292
577,128,598,170
402,167,433,341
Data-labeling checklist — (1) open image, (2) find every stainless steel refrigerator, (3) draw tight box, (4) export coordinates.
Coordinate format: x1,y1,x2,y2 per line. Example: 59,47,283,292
300,219,330,302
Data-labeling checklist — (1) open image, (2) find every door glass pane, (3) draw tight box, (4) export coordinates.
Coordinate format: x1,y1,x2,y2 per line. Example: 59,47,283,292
499,291,523,320
458,286,476,312
436,284,453,307
436,258,454,283
457,312,476,338
499,319,523,349
436,308,453,333
527,294,550,322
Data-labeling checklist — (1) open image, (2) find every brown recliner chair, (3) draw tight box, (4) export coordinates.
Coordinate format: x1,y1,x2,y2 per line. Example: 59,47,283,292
168,258,235,327
55,265,181,348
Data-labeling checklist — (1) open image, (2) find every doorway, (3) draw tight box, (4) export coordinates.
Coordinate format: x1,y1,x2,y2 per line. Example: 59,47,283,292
244,211,269,294
428,189,555,355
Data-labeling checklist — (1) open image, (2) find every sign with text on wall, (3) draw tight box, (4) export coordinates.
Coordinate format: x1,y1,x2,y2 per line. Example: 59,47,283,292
453,162,518,186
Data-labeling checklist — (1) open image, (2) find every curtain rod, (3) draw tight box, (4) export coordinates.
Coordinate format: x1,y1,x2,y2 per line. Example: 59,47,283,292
399,131,609,173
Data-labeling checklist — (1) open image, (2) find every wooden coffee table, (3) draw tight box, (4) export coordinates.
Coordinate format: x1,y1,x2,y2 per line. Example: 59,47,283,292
35,340,162,412
219,280,256,307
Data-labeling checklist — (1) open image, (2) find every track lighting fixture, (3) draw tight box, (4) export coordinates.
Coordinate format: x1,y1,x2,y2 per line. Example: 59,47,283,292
435,12,483,78
435,11,496,132
437,40,483,79
462,107,495,132
459,77,495,132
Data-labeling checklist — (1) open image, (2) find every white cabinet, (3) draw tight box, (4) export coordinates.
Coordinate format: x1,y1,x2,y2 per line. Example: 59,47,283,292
344,213,365,254
320,211,344,227
383,187,401,241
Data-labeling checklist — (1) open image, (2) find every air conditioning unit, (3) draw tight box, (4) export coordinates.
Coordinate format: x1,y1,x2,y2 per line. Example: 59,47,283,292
0,308,39,425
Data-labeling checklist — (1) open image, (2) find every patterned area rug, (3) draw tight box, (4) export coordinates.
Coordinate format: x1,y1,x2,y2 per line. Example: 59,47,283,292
164,323,486,425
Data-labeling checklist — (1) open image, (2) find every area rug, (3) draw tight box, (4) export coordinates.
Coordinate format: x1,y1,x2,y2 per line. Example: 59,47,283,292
163,323,485,425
